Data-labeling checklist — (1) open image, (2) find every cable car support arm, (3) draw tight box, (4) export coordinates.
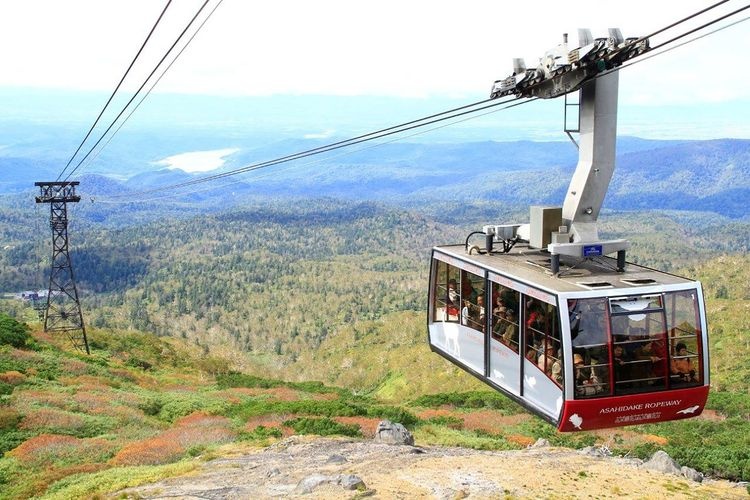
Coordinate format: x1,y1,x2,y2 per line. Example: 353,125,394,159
488,29,650,274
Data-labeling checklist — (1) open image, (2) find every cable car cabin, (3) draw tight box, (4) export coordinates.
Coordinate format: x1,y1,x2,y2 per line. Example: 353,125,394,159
427,244,709,432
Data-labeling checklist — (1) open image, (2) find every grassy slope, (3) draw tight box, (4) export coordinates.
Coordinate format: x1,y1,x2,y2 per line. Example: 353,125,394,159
684,254,750,392
0,257,749,498
274,254,750,398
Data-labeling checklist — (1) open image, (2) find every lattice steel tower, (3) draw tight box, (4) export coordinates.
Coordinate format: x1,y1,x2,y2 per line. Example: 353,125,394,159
35,181,89,354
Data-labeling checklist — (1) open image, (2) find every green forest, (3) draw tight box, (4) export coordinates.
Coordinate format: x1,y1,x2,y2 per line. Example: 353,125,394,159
1,196,750,498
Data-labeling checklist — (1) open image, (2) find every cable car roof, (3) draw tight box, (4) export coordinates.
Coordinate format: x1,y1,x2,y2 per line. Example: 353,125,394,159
434,244,698,296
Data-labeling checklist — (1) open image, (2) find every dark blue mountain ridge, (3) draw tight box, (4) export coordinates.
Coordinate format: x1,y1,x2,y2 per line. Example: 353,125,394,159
5,138,750,220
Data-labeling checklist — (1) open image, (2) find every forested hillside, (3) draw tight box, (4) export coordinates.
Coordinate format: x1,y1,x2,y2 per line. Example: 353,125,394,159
3,198,750,370
2,193,750,497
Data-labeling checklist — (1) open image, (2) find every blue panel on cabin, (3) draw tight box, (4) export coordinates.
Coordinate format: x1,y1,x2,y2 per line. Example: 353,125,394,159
582,244,603,257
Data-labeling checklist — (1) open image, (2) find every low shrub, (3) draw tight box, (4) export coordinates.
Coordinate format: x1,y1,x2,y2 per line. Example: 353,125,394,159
419,415,464,429
18,407,112,437
230,398,366,420
0,381,13,396
0,370,26,385
365,406,419,427
217,372,344,396
518,418,597,449
412,391,522,413
0,347,60,381
138,396,164,417
8,434,116,468
40,461,197,499
707,391,750,419
111,435,183,466
0,406,21,430
216,372,284,390
414,424,515,451
288,380,342,395
283,417,361,437
0,430,32,455
137,392,228,423
0,314,31,348
112,412,236,466
239,425,283,441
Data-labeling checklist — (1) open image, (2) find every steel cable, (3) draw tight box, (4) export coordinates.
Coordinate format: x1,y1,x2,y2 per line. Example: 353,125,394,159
57,0,174,181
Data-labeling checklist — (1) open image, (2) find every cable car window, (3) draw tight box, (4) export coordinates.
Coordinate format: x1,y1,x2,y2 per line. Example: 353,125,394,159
490,282,520,353
609,295,669,394
433,260,461,322
569,298,609,397
665,290,702,387
610,294,663,315
432,261,485,334
460,269,485,333
526,297,563,387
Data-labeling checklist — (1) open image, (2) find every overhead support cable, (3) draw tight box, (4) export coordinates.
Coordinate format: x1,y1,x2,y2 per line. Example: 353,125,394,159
57,0,174,181
90,0,750,202
648,1,750,51
147,4,750,203
75,0,226,175
618,10,750,71
103,95,524,200
93,97,538,204
62,0,215,183
639,0,731,41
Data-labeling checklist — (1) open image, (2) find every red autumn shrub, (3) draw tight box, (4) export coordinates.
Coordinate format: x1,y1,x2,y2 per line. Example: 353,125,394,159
111,412,236,466
0,370,26,385
9,434,114,467
10,434,79,462
245,414,296,437
60,359,89,376
170,412,235,448
72,391,112,414
0,406,21,430
460,410,529,433
111,435,183,466
14,390,69,411
19,408,87,433
333,416,378,438
59,374,110,390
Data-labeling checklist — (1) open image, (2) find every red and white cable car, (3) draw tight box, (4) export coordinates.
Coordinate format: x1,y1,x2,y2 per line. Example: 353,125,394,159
428,30,709,431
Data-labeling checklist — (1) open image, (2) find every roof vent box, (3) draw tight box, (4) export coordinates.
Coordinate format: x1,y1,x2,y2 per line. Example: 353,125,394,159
530,206,562,249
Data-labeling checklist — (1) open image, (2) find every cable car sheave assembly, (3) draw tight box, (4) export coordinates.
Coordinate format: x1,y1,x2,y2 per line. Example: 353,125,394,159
428,29,709,432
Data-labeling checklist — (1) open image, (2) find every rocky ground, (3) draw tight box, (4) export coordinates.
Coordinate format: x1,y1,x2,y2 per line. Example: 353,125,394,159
116,435,749,499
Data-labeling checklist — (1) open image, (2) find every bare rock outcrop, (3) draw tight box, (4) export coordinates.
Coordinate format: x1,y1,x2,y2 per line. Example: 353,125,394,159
641,450,703,483
294,474,366,494
373,419,414,445
115,436,745,498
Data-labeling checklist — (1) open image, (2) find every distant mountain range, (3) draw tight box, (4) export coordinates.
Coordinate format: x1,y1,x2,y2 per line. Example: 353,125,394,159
113,138,750,219
3,131,749,219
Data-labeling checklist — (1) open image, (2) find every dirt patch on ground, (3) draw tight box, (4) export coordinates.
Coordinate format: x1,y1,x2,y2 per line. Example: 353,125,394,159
116,436,749,499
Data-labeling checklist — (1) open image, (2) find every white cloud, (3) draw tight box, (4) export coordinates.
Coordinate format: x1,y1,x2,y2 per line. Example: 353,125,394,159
1,0,747,104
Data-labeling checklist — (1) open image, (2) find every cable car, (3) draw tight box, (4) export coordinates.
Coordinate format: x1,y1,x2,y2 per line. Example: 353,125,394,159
428,241,709,432
427,29,709,432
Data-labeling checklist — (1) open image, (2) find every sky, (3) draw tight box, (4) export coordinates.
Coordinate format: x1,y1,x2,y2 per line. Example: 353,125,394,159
1,0,749,161
2,0,748,105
